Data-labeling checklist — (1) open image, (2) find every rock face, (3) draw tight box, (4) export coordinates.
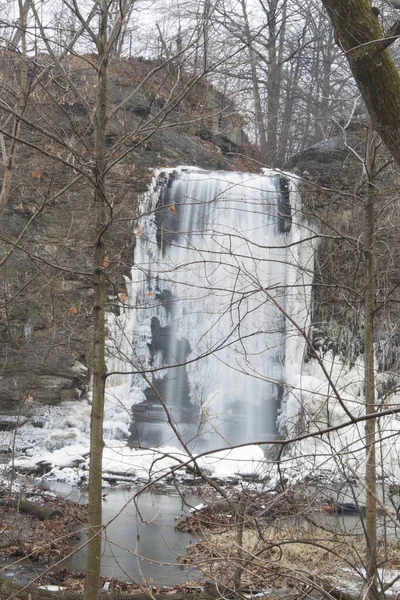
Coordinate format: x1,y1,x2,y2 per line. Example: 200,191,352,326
2,53,398,418
0,54,257,415
286,119,400,374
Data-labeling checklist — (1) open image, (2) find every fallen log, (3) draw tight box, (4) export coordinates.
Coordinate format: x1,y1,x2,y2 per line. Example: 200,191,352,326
0,499,63,520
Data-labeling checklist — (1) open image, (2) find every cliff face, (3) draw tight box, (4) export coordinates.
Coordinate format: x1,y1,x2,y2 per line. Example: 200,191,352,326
286,120,400,377
2,52,397,420
0,54,257,416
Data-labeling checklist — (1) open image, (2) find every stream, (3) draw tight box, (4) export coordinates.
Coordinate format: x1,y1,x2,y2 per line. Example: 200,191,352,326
49,481,400,584
48,482,201,585
2,472,400,590
0,480,201,586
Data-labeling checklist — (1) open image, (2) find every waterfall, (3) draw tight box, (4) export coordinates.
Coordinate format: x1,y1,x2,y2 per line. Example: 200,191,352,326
109,167,314,453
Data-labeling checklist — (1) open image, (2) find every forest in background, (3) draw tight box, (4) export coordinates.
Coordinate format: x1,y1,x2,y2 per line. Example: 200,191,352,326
0,0,378,165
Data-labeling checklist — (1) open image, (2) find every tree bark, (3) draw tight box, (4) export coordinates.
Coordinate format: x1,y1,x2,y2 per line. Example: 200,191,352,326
364,122,378,600
84,2,108,599
319,2,395,597
321,0,400,168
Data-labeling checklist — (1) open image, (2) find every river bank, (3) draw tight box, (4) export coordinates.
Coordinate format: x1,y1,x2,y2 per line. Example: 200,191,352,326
0,481,87,565
2,478,400,600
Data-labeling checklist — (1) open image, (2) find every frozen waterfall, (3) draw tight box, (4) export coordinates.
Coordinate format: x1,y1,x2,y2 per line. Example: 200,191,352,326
109,167,314,452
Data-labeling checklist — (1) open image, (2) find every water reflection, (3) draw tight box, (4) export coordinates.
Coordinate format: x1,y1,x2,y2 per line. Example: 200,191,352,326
43,482,200,585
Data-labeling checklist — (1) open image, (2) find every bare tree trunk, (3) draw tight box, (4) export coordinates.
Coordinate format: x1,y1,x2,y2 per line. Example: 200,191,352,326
240,0,268,160
9,0,29,49
265,0,279,167
203,0,211,75
0,0,28,215
84,1,108,598
275,0,288,165
303,30,319,146
364,121,378,600
322,1,386,593
321,0,400,169
321,26,333,119
112,2,135,56
278,59,300,164
233,496,245,592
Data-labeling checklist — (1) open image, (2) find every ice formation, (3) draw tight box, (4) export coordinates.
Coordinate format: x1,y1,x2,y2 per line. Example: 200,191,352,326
8,167,392,484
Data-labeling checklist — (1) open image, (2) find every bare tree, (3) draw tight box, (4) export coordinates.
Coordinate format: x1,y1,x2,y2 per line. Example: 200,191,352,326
321,0,400,168
3,1,400,598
